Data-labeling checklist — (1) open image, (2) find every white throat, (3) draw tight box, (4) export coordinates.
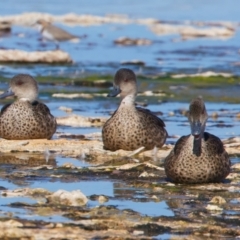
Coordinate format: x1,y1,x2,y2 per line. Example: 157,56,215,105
19,97,33,102
35,24,43,32
120,94,135,106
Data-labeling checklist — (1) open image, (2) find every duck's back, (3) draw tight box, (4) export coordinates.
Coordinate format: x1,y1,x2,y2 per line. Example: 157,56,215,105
102,106,167,151
164,132,230,183
0,100,56,140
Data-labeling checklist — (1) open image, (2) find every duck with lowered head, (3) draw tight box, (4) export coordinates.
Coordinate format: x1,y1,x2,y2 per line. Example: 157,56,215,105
164,97,230,184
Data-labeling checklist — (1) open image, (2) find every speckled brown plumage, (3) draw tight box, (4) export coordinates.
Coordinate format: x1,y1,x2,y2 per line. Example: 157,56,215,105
102,68,168,151
164,98,230,184
0,74,56,140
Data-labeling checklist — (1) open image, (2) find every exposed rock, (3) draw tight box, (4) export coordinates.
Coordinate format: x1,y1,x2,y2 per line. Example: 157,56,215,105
205,204,223,211
211,112,219,119
46,189,88,206
172,71,233,78
231,163,240,169
56,114,106,127
1,188,51,198
0,21,11,36
150,23,234,39
121,60,145,66
209,196,227,205
138,90,166,97
0,138,171,164
53,93,107,99
180,26,234,39
0,12,133,27
59,106,73,113
98,195,109,204
114,37,152,46
0,49,72,63
139,171,157,178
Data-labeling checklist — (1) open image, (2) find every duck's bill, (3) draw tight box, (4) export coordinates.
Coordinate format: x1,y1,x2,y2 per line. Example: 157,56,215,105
191,121,202,140
0,88,14,99
107,86,121,97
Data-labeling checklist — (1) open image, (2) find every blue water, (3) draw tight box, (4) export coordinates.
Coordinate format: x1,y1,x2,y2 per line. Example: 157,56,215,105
1,0,240,22
48,98,240,141
0,176,174,222
0,0,240,76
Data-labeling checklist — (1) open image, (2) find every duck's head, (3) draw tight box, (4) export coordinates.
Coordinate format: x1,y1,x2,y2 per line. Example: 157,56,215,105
188,97,208,140
0,74,38,102
108,68,137,98
33,19,50,31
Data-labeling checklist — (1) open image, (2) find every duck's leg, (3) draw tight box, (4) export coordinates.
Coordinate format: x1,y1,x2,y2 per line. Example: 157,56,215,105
44,149,50,163
151,145,158,162
127,146,145,157
54,40,60,50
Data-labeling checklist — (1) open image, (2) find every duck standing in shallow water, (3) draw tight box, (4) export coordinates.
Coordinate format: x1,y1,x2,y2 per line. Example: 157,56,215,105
164,97,230,184
0,74,56,140
102,68,168,153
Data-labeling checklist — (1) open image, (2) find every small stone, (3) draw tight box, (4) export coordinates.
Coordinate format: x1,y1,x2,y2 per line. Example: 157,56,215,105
166,183,175,186
168,111,175,116
139,171,149,177
226,173,240,180
139,171,156,178
133,230,144,236
236,113,240,119
206,204,223,211
59,106,73,113
47,189,88,206
98,195,109,204
56,223,63,228
114,37,152,46
228,186,240,192
153,187,163,192
231,163,240,169
151,195,160,202
211,112,218,119
209,196,226,205
62,162,76,169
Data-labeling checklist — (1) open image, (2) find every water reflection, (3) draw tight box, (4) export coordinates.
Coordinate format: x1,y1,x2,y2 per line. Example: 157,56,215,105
0,152,56,167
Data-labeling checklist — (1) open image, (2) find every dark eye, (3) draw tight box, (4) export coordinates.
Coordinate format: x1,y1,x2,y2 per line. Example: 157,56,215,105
16,80,24,86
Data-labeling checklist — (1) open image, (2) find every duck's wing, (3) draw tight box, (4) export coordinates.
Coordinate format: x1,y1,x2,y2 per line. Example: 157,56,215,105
47,25,77,40
173,135,190,155
32,100,50,112
136,107,166,128
164,135,189,173
0,103,12,115
32,101,56,120
204,132,227,155
204,132,231,177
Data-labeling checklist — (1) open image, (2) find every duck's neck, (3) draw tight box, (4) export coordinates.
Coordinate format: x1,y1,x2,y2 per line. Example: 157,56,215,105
192,135,202,157
119,94,136,108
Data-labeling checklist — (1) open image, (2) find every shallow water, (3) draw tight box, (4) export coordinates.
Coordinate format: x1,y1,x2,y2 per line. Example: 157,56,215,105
0,154,174,224
47,96,240,141
1,1,240,76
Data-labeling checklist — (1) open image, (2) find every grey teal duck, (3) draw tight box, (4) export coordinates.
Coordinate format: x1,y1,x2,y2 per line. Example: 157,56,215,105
102,68,168,152
164,97,230,184
0,74,57,140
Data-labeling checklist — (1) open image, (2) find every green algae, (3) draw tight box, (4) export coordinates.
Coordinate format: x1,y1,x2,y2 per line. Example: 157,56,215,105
0,73,240,102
